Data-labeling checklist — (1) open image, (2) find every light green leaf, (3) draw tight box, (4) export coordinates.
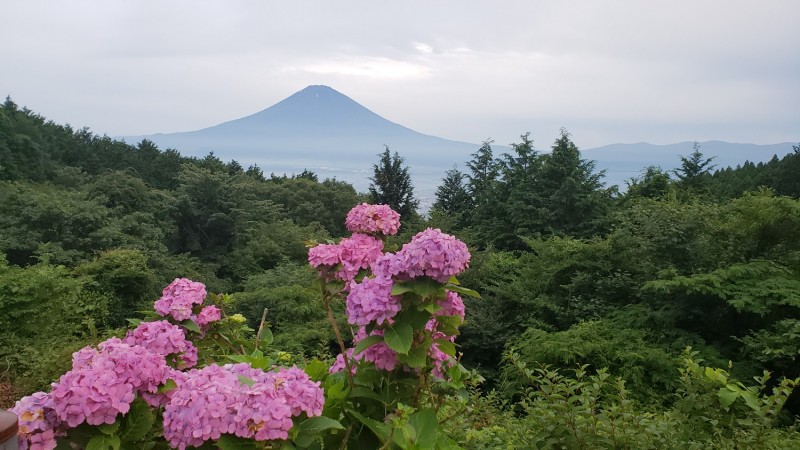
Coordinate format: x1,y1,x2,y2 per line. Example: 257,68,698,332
157,378,177,394
303,359,329,382
409,408,439,448
238,375,255,387
97,421,120,435
292,416,344,447
86,434,121,450
444,284,480,299
179,319,201,333
718,387,738,408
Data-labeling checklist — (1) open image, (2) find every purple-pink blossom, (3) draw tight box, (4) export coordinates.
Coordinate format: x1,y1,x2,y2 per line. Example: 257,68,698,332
163,363,324,448
51,339,169,428
123,320,198,369
154,278,207,322
377,228,471,282
195,305,222,327
345,203,401,236
10,392,61,450
346,276,401,326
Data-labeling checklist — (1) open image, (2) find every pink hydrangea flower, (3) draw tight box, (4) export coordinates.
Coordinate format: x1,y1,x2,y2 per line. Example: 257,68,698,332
154,278,207,322
123,320,198,369
345,203,401,235
346,276,401,326
337,234,384,281
308,243,341,269
163,363,324,449
195,305,222,327
51,339,169,427
10,392,61,450
377,228,470,282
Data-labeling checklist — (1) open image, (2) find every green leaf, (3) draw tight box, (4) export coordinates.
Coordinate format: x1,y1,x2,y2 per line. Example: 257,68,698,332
292,416,344,447
157,378,177,394
126,318,143,326
397,307,433,329
86,434,121,450
348,386,384,402
409,408,439,448
435,315,462,336
347,409,390,442
238,375,255,387
718,387,738,408
216,434,260,450
434,339,456,357
444,284,480,298
384,322,413,355
120,398,155,443
180,319,201,333
403,343,430,369
257,327,274,347
391,281,415,296
303,359,329,382
97,421,120,435
354,335,384,355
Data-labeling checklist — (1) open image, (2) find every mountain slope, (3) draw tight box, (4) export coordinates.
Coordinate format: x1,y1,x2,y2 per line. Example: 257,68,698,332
121,85,478,170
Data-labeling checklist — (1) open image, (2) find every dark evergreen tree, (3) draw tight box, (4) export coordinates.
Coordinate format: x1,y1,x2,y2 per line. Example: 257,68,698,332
625,166,673,200
368,146,418,221
432,168,471,215
674,142,716,192
538,128,610,236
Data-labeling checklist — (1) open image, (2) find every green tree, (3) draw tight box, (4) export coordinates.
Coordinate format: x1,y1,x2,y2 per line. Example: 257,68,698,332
368,146,418,221
674,142,716,192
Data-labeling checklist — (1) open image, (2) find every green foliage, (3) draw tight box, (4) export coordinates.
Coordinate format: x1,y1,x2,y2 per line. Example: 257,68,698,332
232,263,333,355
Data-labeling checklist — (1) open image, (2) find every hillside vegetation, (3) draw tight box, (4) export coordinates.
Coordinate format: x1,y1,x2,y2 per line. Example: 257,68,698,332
2,98,799,448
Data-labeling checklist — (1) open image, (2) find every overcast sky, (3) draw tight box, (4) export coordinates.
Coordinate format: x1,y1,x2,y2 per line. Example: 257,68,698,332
2,1,798,148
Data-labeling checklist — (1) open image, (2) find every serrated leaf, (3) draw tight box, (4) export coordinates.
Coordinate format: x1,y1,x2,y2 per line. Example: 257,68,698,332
303,359,329,382
121,398,155,443
353,335,384,355
180,319,201,333
434,339,456,357
444,284,480,298
391,281,415,296
408,408,439,448
435,315,463,336
97,421,120,435
347,409,390,442
86,434,121,450
402,343,429,369
384,322,413,355
292,416,344,447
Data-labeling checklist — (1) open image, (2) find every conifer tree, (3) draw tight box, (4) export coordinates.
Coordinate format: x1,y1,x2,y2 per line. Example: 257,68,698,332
368,146,418,221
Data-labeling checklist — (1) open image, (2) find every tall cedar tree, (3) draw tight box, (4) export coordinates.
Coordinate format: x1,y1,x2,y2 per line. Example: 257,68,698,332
369,146,418,221
674,141,716,191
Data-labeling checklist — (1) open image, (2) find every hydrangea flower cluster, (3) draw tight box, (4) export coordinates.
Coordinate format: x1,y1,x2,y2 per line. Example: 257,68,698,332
123,320,198,369
312,204,473,380
345,203,401,235
308,234,384,283
163,364,324,449
10,392,61,450
377,228,471,282
195,305,222,327
345,276,401,326
154,278,208,322
51,339,169,427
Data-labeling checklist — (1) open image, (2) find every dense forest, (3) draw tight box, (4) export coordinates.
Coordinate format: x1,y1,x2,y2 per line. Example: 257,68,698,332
2,97,800,448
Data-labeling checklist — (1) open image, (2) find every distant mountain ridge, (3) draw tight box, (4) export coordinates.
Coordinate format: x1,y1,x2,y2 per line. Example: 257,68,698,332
122,85,479,171
120,85,796,199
